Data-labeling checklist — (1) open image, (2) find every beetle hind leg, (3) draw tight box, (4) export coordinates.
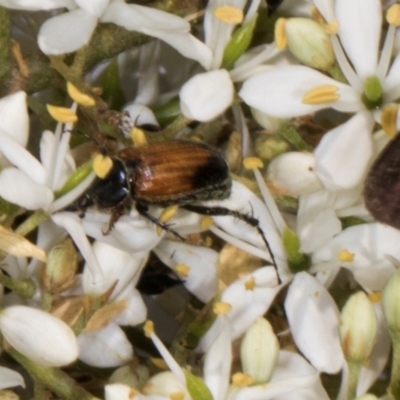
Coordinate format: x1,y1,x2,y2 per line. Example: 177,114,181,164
136,203,185,241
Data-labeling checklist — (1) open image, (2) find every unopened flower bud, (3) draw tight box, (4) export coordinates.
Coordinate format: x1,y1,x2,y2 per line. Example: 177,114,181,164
382,269,400,331
240,317,279,384
340,292,378,363
282,18,335,71
41,238,78,293
142,371,190,399
0,305,79,366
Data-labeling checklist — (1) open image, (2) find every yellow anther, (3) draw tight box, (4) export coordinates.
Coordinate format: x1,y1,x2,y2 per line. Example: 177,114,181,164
201,216,214,230
144,320,154,337
93,153,113,179
205,236,213,247
368,292,381,303
338,249,354,263
46,104,78,123
302,85,340,104
150,357,168,370
232,372,253,387
174,263,190,278
67,82,95,107
325,20,339,34
243,157,264,170
275,18,287,50
159,205,179,223
170,392,185,400
213,301,232,315
381,104,399,138
213,5,243,24
244,276,255,291
387,4,400,27
131,126,148,146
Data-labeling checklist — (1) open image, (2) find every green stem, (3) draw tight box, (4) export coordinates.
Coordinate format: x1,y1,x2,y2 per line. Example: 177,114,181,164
7,347,100,400
15,210,50,237
0,270,36,299
0,7,11,85
346,359,361,400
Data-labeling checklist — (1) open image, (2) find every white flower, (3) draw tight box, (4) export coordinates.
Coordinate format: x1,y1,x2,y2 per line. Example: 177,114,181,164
240,0,400,191
0,366,25,390
0,305,79,366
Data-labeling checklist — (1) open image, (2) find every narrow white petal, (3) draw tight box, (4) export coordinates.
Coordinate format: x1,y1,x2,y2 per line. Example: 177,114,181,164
113,286,147,326
78,322,133,367
38,9,97,54
204,317,232,400
314,112,374,190
0,129,46,184
383,50,400,102
75,0,109,17
124,104,159,127
313,0,335,22
239,66,360,118
0,91,29,146
335,0,381,78
0,0,74,10
285,272,344,373
0,367,25,390
180,70,234,122
0,168,53,210
154,240,218,303
0,305,79,367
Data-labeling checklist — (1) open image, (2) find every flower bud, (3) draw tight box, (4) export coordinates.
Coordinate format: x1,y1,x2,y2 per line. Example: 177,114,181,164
240,317,279,384
41,238,78,293
0,305,79,366
382,269,400,331
142,371,191,400
339,292,378,363
282,18,335,71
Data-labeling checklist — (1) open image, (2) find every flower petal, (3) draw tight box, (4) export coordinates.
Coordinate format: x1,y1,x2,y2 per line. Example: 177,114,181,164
78,322,133,367
335,0,381,79
75,0,109,17
0,0,74,10
154,240,218,303
0,168,53,210
180,69,234,122
284,272,344,373
239,66,361,118
0,367,25,390
314,112,374,190
38,9,97,54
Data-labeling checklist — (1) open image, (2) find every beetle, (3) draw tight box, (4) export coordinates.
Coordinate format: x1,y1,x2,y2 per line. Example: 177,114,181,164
71,140,280,282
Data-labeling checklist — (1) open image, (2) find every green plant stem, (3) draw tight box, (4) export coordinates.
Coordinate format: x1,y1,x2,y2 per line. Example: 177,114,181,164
7,347,100,400
346,359,361,400
389,329,400,399
0,7,11,84
15,210,50,237
0,270,36,299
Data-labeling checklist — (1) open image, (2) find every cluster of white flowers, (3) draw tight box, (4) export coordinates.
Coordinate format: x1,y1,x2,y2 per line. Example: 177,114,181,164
0,0,399,399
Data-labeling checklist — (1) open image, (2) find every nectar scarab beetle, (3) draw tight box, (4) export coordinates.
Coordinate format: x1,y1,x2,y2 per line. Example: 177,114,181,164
70,139,280,283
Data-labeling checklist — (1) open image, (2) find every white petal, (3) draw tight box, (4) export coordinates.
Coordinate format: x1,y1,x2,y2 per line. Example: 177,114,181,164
105,383,134,400
180,70,234,122
0,367,25,390
0,129,47,184
383,50,400,102
0,91,28,147
38,9,97,54
314,112,374,190
82,241,146,296
78,322,133,367
203,317,232,400
113,286,147,326
101,2,188,33
312,223,399,291
0,0,74,10
313,0,335,22
75,0,109,17
0,305,79,366
154,240,218,303
0,168,53,210
284,272,344,373
336,0,381,79
267,152,324,195
239,66,361,118
297,191,342,253
124,104,159,127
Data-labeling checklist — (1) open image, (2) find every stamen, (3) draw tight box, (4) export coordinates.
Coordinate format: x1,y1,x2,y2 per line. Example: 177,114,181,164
232,372,253,387
214,6,243,24
130,126,148,146
274,18,287,50
387,4,400,27
302,85,340,104
201,216,214,230
144,320,154,337
368,292,381,303
244,276,255,290
46,104,78,123
213,301,232,315
381,104,399,138
325,20,339,34
243,157,264,170
93,154,113,179
174,263,190,278
67,82,95,107
338,249,354,262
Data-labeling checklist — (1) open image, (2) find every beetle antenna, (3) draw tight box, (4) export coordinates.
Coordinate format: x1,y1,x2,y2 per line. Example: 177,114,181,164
64,128,108,155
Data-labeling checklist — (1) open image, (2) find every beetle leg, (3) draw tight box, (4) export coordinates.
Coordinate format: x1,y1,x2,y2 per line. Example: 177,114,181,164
181,204,280,284
103,204,125,235
136,203,185,241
